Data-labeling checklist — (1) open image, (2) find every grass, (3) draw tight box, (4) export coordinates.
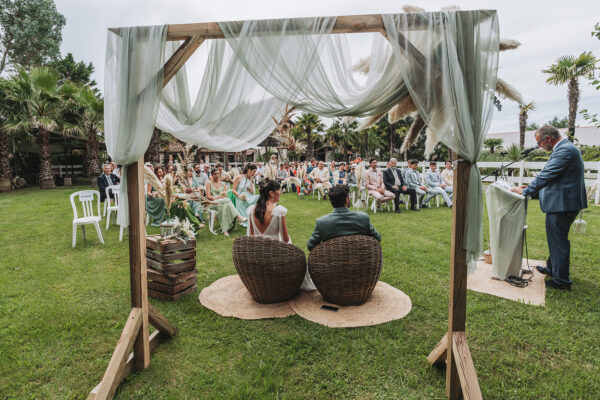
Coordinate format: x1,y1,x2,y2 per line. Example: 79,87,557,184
0,185,599,399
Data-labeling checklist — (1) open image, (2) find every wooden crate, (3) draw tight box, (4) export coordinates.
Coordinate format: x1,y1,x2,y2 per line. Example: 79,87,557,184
146,235,197,301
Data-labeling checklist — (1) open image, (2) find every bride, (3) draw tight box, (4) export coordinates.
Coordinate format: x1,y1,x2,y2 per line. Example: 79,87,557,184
247,179,315,291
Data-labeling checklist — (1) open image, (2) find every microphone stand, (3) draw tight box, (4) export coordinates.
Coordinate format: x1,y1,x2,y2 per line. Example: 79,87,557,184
481,149,535,182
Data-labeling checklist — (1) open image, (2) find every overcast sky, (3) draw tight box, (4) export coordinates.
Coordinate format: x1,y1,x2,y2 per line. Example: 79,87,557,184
54,0,600,134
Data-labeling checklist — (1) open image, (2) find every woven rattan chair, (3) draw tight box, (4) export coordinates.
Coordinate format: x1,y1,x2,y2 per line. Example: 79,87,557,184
233,236,306,304
308,235,382,306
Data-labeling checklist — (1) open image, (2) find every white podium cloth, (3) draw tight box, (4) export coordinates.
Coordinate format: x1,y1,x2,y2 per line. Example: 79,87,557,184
486,181,527,280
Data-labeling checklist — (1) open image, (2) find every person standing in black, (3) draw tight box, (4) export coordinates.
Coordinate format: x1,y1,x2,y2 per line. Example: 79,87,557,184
383,158,418,212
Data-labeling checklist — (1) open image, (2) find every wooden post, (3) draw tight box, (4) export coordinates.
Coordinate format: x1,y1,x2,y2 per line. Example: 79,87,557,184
127,160,150,370
446,159,471,399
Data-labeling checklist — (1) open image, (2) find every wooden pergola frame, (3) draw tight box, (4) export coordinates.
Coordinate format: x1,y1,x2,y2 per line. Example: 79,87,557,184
92,13,485,400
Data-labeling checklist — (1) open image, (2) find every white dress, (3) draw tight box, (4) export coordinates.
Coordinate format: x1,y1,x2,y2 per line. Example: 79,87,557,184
247,204,316,291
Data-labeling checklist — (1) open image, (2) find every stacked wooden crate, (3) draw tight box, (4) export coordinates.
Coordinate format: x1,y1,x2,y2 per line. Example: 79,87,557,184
146,235,197,301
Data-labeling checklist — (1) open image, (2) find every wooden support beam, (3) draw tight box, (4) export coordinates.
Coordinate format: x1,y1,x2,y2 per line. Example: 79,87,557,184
427,332,448,366
127,160,150,370
446,160,472,399
452,332,483,400
93,308,143,400
148,303,177,337
88,330,167,400
163,35,205,87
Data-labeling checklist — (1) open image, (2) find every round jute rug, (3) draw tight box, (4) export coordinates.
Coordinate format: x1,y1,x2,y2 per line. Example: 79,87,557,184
198,275,296,320
289,281,412,328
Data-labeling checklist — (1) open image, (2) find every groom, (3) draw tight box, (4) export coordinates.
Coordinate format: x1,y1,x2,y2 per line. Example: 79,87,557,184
307,184,380,251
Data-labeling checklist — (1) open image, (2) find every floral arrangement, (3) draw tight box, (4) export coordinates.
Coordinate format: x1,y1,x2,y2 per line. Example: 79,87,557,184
159,216,196,242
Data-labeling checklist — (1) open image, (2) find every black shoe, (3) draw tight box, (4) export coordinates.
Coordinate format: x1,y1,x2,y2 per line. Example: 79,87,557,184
394,208,402,213
545,280,571,291
536,266,553,277
420,204,430,209
411,207,420,212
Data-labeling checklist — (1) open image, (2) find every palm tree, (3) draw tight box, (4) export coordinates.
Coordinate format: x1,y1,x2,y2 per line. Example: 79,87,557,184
75,86,103,178
518,102,535,149
5,67,64,189
484,138,503,154
0,78,14,191
543,51,598,141
291,113,324,159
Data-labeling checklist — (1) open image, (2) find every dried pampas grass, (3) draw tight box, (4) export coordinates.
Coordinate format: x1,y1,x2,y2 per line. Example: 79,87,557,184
499,39,521,51
388,95,418,123
359,111,386,130
424,127,439,159
402,5,425,12
441,5,461,10
352,57,371,74
164,174,175,212
144,166,165,198
496,77,524,104
400,113,426,153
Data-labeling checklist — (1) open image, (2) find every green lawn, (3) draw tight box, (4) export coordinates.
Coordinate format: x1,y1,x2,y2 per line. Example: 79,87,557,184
0,185,599,399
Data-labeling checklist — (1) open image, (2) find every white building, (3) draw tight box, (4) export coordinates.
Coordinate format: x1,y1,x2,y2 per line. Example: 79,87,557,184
485,126,600,148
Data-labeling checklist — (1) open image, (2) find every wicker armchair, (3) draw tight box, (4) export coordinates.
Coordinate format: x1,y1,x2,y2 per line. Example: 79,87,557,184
233,236,307,304
308,235,382,306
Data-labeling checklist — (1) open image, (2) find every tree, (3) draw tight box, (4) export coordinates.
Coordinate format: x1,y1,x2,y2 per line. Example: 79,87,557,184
526,122,539,131
290,113,324,159
518,102,535,149
0,77,14,190
49,53,96,87
74,86,103,177
484,138,503,154
542,51,598,141
0,0,66,73
5,67,65,189
325,118,358,161
546,116,569,129
145,128,173,165
580,23,600,128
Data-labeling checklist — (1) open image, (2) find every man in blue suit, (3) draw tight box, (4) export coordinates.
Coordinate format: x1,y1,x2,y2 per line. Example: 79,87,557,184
512,125,587,290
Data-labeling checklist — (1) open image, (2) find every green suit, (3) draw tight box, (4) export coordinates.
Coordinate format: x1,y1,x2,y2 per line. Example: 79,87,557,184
307,207,381,251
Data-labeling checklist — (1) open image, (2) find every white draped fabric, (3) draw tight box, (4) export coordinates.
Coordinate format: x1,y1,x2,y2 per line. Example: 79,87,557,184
104,25,167,226
156,40,284,151
383,11,499,271
219,18,410,117
104,11,499,271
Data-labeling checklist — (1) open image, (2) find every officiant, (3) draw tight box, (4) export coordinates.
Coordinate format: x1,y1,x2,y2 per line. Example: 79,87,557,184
511,125,587,291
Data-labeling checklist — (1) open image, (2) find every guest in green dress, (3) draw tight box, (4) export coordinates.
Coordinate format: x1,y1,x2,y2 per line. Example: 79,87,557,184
182,168,206,226
205,168,247,236
232,164,259,228
146,166,166,226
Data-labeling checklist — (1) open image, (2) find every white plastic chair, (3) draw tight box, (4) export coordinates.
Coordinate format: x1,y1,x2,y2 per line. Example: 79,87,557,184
105,186,120,229
102,185,118,216
70,190,104,247
366,192,392,213
207,209,218,235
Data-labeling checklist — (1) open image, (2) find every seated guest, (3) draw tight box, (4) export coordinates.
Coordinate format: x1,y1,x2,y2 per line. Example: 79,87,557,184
440,160,454,190
206,168,247,236
364,157,395,209
277,164,288,183
404,160,436,208
308,161,332,198
307,184,380,251
306,158,317,175
182,168,206,227
233,164,259,227
425,161,453,207
347,164,358,189
383,158,418,212
335,162,347,184
146,165,166,226
98,163,120,203
217,163,233,185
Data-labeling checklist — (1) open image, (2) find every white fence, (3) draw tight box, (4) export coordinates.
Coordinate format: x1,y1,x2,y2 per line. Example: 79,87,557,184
374,160,600,205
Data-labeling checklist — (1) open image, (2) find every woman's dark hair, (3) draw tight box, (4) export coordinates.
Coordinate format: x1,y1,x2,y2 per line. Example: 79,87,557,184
255,179,280,225
243,164,257,174
210,168,219,177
